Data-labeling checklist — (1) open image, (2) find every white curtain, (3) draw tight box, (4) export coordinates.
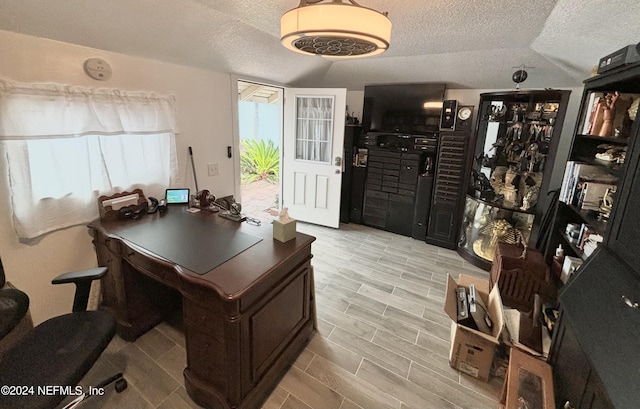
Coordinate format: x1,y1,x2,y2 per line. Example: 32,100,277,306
0,79,178,240
295,96,333,162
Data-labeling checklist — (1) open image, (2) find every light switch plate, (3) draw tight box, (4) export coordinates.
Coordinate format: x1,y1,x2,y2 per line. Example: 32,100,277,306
208,163,219,176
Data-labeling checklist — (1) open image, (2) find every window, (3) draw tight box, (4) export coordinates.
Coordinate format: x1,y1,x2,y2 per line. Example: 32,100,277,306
0,79,178,240
294,96,334,163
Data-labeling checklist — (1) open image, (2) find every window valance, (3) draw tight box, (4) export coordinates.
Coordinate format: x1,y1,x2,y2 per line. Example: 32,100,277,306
0,79,176,139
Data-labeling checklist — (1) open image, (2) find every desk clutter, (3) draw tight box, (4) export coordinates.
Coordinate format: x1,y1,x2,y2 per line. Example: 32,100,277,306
98,188,260,226
98,189,150,221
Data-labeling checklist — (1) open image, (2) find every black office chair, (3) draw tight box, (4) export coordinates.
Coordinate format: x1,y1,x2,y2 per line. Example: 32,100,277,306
0,258,127,409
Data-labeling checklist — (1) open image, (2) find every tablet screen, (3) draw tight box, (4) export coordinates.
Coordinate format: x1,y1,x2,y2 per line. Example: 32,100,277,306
165,188,190,204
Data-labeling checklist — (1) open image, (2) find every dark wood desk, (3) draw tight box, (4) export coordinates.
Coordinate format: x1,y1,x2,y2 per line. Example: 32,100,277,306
88,208,316,409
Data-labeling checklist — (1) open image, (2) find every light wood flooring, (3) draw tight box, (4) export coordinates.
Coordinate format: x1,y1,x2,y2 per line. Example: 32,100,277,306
66,222,503,409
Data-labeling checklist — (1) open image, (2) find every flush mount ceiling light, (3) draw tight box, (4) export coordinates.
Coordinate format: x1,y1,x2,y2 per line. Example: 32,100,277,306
280,0,392,58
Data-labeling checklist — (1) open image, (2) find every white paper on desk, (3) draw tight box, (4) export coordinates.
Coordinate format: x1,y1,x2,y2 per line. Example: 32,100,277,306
502,308,551,359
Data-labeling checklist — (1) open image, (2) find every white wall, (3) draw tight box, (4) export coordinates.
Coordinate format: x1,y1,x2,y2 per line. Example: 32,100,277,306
0,30,238,324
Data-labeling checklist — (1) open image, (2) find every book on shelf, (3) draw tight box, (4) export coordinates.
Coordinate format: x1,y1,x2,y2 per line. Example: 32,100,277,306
559,161,576,203
583,234,603,257
576,223,593,248
580,92,603,135
560,162,616,206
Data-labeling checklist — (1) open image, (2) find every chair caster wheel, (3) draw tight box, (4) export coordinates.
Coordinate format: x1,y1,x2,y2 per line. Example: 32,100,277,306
115,378,128,393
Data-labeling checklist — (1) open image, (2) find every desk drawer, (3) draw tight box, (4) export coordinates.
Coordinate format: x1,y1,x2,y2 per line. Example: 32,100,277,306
122,244,179,287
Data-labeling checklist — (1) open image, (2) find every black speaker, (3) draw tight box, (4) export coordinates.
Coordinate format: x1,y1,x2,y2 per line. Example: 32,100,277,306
440,100,458,130
349,167,367,223
411,174,434,240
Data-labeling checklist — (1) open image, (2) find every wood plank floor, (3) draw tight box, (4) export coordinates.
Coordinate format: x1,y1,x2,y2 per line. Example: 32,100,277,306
68,222,503,409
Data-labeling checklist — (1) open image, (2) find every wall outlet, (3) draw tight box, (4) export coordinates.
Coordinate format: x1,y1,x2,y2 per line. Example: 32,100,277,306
207,163,219,176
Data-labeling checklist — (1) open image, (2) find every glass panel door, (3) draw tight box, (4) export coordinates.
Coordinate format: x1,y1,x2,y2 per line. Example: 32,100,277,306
295,96,334,163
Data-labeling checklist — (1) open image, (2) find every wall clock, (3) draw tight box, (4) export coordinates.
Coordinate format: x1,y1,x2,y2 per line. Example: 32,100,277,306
455,106,474,131
458,106,472,121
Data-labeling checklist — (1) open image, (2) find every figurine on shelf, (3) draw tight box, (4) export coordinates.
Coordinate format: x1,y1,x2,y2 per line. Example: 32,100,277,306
473,219,525,261
490,166,508,192
519,142,545,172
487,103,507,121
500,167,519,207
598,91,620,137
472,169,495,200
521,184,540,211
598,187,616,220
504,122,525,162
595,143,627,164
629,98,639,121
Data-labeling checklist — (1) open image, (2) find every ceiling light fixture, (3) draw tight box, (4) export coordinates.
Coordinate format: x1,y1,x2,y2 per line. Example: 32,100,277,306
280,0,392,58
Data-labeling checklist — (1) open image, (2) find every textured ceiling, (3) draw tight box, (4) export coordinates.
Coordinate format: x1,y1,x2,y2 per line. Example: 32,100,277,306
0,0,639,90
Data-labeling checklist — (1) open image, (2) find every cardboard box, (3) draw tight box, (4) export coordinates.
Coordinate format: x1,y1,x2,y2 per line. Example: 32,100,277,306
500,348,554,409
444,274,505,381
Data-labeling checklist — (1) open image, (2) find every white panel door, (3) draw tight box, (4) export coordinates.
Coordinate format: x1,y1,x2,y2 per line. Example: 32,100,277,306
282,88,346,228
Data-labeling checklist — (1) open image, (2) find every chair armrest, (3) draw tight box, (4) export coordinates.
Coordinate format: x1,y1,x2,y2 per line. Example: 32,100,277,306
52,267,108,285
52,267,108,313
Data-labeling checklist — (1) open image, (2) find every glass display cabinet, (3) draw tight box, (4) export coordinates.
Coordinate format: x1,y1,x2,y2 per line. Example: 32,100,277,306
459,195,535,269
458,90,571,269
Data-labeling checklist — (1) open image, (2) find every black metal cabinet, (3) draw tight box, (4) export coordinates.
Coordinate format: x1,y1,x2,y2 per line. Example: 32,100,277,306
386,194,414,237
362,189,387,228
363,150,420,236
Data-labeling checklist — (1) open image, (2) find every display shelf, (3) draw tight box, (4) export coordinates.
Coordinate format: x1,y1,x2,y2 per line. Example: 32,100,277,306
458,195,535,270
572,156,624,176
460,90,571,268
467,193,536,215
545,64,640,263
575,134,630,144
565,203,608,233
